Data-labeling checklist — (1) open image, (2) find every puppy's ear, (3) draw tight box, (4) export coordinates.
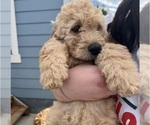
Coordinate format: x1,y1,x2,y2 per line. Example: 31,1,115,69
51,20,76,41
52,22,69,41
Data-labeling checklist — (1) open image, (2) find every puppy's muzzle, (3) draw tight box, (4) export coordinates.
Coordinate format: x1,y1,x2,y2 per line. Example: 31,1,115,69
88,43,101,56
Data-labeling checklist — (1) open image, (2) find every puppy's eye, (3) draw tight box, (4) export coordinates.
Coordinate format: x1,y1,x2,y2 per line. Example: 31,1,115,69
97,25,102,31
71,25,81,33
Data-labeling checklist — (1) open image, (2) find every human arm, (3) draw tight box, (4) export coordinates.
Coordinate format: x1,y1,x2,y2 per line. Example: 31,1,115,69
51,64,116,102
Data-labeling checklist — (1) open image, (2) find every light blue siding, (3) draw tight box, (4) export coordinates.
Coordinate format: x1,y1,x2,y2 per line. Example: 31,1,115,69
18,47,41,57
1,0,10,11
15,0,62,11
0,0,11,117
11,0,63,99
17,35,50,46
0,47,10,57
1,69,11,79
12,79,42,89
17,23,53,35
1,36,11,46
0,58,10,68
16,10,60,24
1,24,11,35
12,69,39,79
1,79,10,88
0,0,11,104
1,12,11,23
11,89,55,99
12,58,39,68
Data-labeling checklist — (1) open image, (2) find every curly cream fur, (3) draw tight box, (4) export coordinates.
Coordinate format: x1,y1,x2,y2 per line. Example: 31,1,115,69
40,38,69,89
95,43,140,97
39,0,141,124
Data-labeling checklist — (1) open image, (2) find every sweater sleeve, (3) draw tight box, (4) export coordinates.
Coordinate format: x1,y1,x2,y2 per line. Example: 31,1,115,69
116,95,140,125
116,50,140,125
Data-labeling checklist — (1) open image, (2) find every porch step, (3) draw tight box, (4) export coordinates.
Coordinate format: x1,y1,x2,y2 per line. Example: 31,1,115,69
11,96,29,125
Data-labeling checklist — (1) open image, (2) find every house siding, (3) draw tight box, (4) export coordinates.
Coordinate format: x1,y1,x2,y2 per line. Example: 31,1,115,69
0,0,11,96
11,0,63,99
0,0,11,115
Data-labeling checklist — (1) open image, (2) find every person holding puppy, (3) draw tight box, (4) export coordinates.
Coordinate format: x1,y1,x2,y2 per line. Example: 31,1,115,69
52,0,140,124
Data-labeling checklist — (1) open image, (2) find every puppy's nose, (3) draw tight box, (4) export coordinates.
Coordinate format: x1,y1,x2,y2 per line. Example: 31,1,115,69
88,43,101,56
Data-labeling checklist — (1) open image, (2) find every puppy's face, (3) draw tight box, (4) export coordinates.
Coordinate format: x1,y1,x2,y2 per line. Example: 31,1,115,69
53,0,107,61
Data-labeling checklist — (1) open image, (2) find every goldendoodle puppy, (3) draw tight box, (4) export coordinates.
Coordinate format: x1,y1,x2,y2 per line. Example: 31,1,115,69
39,0,141,124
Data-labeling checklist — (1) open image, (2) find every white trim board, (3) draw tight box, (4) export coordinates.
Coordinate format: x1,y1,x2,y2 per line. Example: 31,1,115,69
11,0,21,63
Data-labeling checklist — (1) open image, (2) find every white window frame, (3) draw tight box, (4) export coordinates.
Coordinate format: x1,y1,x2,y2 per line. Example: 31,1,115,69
63,0,73,4
11,0,21,63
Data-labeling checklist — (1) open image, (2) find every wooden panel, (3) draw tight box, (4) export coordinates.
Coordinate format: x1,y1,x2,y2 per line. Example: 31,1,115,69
11,106,19,115
15,0,63,12
11,89,55,99
11,106,28,125
16,10,60,24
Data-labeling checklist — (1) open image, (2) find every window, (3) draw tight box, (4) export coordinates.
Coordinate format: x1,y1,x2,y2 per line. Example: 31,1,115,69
11,0,21,63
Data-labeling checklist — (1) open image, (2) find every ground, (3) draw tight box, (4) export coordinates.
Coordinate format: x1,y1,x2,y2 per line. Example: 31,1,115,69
15,114,36,125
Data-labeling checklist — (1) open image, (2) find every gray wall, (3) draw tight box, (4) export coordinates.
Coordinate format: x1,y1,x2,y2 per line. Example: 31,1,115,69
11,0,63,99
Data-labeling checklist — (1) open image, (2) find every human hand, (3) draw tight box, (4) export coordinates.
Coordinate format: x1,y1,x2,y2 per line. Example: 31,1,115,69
51,64,116,102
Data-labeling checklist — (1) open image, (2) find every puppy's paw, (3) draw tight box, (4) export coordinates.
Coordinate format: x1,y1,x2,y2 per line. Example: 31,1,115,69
41,68,68,89
39,37,69,90
107,73,141,97
45,80,63,89
96,43,141,97
117,82,140,97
